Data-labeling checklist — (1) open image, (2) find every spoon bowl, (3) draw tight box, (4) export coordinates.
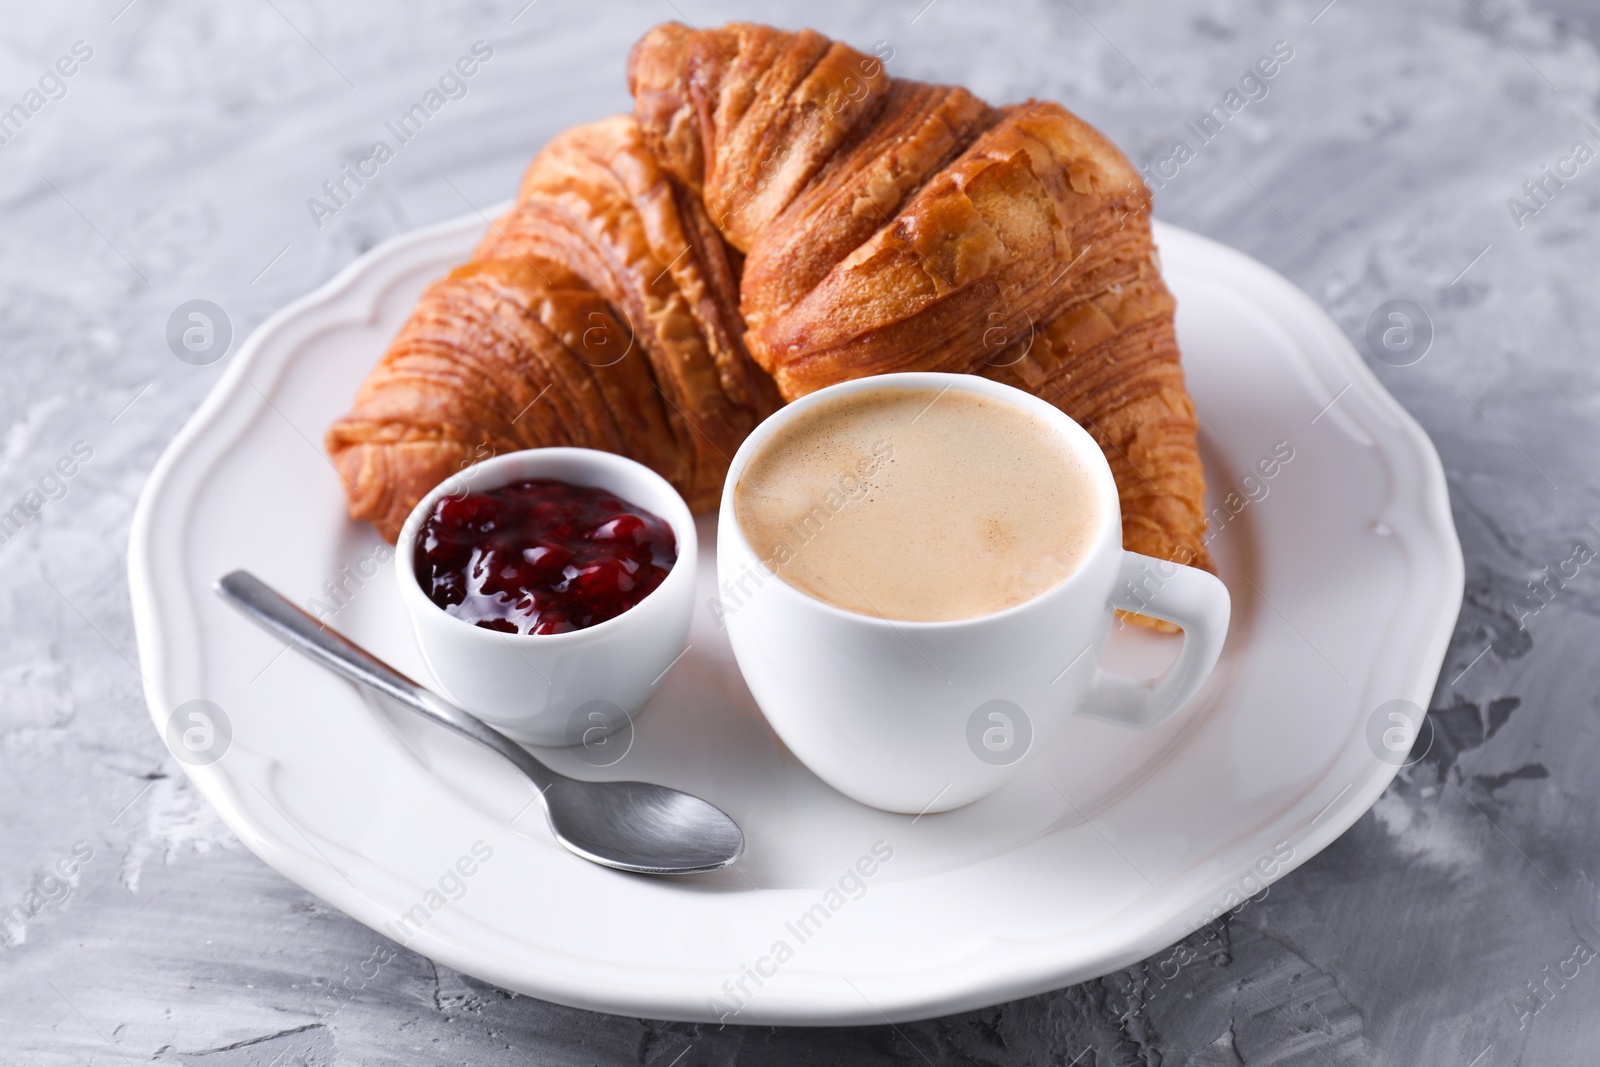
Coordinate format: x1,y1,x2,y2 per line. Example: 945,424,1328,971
543,779,745,875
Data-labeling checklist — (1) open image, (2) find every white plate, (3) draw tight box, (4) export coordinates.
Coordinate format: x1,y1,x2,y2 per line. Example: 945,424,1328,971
128,212,1462,1025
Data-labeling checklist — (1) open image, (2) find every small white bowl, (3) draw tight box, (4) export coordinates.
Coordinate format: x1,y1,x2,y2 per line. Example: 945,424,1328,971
395,448,697,746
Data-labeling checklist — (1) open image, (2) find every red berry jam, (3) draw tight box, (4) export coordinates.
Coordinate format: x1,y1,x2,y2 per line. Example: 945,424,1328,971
413,479,677,636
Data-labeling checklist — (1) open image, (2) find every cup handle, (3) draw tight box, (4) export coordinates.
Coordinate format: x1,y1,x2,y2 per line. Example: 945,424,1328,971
1080,551,1231,729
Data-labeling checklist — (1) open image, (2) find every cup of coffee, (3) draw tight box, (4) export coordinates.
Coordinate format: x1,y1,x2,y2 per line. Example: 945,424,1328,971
715,372,1230,813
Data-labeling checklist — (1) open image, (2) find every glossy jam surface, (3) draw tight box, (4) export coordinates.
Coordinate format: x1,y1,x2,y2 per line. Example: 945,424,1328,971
413,479,677,635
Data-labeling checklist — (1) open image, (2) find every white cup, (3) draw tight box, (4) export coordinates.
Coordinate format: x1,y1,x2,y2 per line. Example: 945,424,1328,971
716,372,1230,813
396,448,697,746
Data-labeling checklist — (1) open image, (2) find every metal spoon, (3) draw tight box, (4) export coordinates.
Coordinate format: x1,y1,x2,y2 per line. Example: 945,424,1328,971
215,570,743,875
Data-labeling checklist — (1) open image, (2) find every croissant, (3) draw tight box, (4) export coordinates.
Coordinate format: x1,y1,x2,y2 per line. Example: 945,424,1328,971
629,22,1210,573
325,116,783,537
329,21,1212,583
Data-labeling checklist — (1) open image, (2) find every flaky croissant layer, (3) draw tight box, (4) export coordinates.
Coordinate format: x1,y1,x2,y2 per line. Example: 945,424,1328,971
328,20,1211,580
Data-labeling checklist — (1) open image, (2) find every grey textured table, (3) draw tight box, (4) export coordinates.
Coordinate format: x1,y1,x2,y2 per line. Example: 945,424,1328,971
3,0,1596,1063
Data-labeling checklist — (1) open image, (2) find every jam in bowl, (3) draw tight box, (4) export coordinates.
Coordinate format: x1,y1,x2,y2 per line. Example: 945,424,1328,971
395,448,697,746
413,478,678,636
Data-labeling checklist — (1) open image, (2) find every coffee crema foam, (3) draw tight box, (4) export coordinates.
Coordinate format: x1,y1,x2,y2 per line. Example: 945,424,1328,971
733,387,1101,621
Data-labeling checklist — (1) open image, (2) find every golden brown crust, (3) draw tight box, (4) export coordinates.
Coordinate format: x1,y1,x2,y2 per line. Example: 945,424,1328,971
325,117,783,538
629,24,1212,577
330,22,1212,597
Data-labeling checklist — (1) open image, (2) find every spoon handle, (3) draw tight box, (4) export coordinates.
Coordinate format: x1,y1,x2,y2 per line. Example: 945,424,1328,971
215,570,560,792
